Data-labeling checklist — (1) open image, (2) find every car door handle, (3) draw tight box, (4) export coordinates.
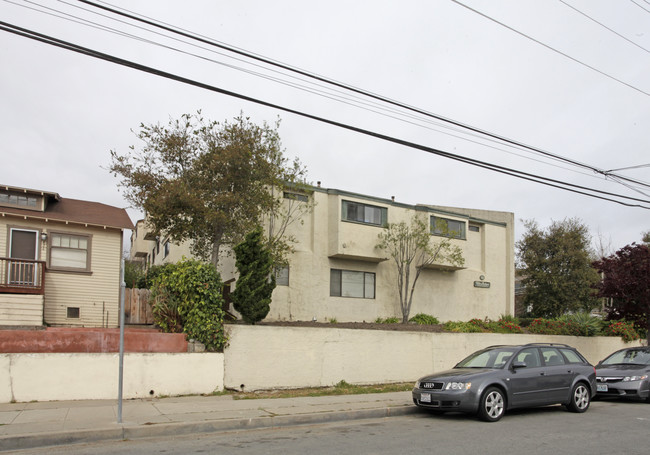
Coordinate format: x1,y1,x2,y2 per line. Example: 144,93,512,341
540,372,546,376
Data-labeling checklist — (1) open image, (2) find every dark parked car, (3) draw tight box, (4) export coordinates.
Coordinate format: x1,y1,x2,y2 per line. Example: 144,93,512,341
413,343,596,422
595,347,650,402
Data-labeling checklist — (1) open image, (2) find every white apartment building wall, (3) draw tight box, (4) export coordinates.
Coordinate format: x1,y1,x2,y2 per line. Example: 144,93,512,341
130,186,515,323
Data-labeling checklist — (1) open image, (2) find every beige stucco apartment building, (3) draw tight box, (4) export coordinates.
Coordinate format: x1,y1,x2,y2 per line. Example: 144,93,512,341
0,185,133,327
131,185,515,323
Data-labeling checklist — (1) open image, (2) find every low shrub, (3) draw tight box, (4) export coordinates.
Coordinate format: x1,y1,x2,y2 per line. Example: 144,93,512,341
151,288,183,333
518,318,536,328
443,321,484,333
466,317,522,333
499,314,520,324
409,313,440,325
468,318,488,330
375,317,400,324
601,320,640,343
493,318,523,334
137,263,174,289
151,259,228,351
559,312,601,337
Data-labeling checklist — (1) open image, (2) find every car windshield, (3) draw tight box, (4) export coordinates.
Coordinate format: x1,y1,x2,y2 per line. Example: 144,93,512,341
601,349,650,366
455,347,518,369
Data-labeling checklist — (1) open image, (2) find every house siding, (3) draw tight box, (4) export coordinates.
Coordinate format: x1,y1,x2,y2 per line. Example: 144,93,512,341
1,217,123,327
0,294,43,325
43,225,122,327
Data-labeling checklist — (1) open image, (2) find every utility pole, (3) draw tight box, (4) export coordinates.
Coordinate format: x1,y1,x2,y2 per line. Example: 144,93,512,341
117,257,126,423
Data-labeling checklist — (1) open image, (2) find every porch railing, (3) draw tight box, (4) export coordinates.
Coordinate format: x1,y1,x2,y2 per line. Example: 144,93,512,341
0,257,46,294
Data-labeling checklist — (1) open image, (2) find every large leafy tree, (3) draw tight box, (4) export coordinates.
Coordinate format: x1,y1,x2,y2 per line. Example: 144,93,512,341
110,112,307,267
376,215,464,323
232,227,276,324
593,243,650,343
516,218,600,317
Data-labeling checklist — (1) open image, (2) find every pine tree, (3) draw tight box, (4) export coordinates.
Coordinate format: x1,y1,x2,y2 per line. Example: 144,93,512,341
232,227,276,324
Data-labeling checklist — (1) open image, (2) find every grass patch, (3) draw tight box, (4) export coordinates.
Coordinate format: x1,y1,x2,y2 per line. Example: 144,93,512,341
227,380,413,400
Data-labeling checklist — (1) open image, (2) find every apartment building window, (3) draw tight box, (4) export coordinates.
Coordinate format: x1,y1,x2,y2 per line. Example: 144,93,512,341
163,240,170,258
330,269,375,299
0,190,39,209
469,225,480,233
283,191,309,202
49,232,91,272
341,200,387,226
431,216,466,240
275,265,289,286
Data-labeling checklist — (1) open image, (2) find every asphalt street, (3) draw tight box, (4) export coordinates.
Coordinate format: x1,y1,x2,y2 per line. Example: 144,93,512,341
5,400,648,455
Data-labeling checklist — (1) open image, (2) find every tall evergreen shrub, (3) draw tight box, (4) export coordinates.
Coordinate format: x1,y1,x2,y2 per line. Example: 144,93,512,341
232,227,276,324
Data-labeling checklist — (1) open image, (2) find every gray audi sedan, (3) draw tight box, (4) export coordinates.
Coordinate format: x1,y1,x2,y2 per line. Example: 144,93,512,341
596,347,650,401
413,343,596,422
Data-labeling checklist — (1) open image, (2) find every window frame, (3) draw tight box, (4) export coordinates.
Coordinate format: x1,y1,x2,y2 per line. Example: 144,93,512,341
283,191,309,203
275,265,290,286
341,200,387,227
0,190,40,210
48,231,92,273
431,216,466,240
330,268,376,299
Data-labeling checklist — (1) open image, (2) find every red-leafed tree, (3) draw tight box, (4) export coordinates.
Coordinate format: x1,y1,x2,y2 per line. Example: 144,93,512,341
593,243,650,344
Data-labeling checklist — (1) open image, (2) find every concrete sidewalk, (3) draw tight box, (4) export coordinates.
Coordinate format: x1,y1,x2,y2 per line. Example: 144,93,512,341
0,391,417,451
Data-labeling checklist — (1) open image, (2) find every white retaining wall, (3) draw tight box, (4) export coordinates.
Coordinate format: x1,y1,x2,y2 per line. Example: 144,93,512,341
223,326,643,391
0,353,223,403
0,326,643,402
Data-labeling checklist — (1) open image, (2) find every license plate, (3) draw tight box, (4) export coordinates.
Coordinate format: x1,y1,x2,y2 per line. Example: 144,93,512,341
420,393,432,403
597,384,608,392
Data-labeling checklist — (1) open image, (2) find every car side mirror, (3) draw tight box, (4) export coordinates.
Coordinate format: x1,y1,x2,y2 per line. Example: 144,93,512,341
512,361,527,369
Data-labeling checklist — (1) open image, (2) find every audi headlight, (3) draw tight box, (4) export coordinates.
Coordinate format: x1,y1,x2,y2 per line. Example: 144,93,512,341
415,380,420,388
623,375,648,382
445,382,471,390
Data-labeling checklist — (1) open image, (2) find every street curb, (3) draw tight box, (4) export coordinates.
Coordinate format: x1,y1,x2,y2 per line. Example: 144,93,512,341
0,405,420,451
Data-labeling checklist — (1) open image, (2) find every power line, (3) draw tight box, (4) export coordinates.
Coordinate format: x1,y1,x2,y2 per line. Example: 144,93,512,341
629,0,650,14
22,0,626,184
1,20,648,210
7,1,650,197
607,163,650,172
451,0,650,99
6,0,629,191
19,0,648,193
559,0,650,55
10,0,589,179
74,0,650,191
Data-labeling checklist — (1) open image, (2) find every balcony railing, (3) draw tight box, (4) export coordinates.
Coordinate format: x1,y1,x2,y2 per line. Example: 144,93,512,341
0,257,46,294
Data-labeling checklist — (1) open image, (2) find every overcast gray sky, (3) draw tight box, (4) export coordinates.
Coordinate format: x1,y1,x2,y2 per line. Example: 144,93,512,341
1,0,649,255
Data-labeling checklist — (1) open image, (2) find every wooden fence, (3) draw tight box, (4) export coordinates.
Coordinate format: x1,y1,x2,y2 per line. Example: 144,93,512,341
124,288,154,325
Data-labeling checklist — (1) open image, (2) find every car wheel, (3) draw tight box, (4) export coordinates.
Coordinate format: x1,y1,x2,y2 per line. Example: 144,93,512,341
478,387,505,422
567,382,590,413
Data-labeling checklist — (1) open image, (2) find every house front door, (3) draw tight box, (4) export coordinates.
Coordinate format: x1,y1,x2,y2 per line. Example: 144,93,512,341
8,228,39,285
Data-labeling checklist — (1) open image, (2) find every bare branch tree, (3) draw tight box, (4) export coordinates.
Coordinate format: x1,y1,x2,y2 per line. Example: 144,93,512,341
377,215,464,322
